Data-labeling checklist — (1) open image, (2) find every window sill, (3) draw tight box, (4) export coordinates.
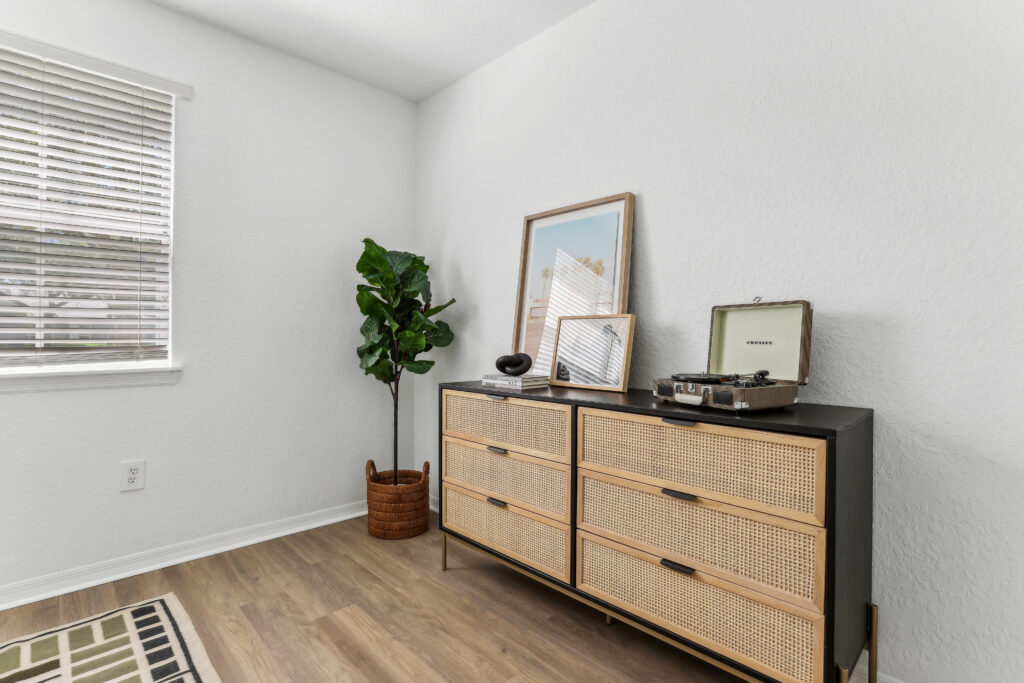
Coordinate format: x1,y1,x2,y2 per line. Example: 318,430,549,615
0,363,182,394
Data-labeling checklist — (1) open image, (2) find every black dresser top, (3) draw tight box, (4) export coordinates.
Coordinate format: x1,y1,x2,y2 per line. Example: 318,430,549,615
440,381,872,438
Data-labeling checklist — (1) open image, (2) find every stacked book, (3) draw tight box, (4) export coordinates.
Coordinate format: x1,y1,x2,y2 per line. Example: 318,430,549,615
481,373,549,389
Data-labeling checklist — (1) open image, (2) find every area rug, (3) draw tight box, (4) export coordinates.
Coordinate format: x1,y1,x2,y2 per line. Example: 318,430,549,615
0,593,220,683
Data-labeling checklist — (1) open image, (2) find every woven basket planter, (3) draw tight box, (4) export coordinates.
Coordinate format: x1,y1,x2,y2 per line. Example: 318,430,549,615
366,459,430,540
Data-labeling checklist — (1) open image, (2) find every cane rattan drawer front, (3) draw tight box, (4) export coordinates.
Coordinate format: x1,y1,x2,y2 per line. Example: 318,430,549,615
578,470,826,612
442,390,571,463
577,531,824,683
579,408,827,525
443,482,570,582
443,436,571,524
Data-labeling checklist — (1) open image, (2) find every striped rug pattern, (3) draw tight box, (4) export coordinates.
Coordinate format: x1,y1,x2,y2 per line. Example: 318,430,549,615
0,594,220,683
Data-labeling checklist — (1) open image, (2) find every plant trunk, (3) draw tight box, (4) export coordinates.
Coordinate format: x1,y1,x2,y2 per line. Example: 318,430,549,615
392,378,399,486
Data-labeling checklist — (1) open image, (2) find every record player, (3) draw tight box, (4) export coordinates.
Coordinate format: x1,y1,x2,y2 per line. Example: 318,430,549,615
653,300,812,412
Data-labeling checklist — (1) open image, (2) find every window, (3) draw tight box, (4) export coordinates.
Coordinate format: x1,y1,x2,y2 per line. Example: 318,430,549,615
0,44,174,369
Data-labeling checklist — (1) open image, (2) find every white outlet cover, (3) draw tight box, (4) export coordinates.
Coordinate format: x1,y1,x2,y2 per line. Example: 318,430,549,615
120,459,146,492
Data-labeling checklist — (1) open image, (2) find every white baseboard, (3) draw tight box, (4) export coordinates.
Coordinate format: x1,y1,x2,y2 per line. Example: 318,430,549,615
0,500,369,612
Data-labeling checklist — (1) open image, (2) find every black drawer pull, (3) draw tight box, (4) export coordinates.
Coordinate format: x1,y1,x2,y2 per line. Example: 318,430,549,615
486,446,507,454
662,417,696,427
661,487,696,501
488,394,507,401
659,558,696,575
486,497,508,507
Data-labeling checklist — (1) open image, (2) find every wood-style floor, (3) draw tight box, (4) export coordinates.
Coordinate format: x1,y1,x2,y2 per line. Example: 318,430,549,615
1,514,735,682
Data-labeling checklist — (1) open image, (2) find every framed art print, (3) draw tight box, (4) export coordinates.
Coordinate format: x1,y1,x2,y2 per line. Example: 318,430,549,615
512,193,634,377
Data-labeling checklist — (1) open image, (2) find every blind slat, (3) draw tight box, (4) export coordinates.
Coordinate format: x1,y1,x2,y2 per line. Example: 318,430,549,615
0,310,169,320
0,205,170,235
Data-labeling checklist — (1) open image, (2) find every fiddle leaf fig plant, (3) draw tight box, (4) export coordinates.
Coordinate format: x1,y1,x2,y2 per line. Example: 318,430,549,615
356,238,455,484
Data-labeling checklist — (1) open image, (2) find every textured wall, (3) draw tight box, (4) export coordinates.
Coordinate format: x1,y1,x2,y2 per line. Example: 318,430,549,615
413,1,1024,681
0,0,416,586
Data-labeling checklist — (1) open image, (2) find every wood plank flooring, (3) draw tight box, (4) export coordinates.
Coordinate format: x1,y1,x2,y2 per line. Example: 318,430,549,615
1,514,735,682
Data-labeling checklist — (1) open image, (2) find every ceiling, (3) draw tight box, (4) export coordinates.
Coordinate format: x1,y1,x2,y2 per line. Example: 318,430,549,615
146,0,595,102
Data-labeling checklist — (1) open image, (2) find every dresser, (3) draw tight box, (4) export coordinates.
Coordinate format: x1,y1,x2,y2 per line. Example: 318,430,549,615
438,382,875,683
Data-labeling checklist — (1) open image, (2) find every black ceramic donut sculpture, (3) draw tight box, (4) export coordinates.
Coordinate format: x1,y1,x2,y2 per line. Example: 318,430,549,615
495,353,533,376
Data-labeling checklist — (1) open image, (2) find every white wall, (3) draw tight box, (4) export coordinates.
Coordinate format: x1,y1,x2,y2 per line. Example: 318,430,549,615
414,1,1024,681
0,0,417,596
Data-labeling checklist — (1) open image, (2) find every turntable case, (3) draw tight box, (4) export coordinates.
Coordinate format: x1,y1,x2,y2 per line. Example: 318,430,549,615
707,300,812,384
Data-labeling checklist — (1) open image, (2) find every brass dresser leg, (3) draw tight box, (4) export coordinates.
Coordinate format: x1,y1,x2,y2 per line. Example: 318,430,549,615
869,603,879,683
605,613,613,625
838,666,849,683
441,533,447,571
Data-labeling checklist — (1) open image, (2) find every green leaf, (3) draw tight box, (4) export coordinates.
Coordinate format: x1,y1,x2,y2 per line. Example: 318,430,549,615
409,309,434,332
366,357,395,383
358,239,389,276
397,329,426,355
356,289,384,317
379,303,400,332
420,278,432,305
385,250,415,276
400,270,429,297
360,316,386,344
394,297,421,319
356,284,383,296
357,344,385,369
424,319,454,348
403,359,435,374
409,254,428,273
356,337,377,354
424,298,455,317
356,239,392,290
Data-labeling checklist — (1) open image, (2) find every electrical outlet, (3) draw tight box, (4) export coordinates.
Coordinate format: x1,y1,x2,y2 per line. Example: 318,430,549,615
121,459,146,491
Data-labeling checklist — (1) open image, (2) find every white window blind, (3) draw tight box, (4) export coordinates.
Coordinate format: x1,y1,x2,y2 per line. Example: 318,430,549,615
0,45,173,368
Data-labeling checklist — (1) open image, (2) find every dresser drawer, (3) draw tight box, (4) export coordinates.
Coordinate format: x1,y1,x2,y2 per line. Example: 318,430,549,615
442,390,571,463
578,408,826,525
577,531,824,683
442,483,570,582
443,436,571,524
578,470,825,612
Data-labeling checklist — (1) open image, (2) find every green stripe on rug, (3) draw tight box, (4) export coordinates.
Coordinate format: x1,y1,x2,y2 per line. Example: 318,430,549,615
73,658,138,683
70,646,133,677
70,636,131,664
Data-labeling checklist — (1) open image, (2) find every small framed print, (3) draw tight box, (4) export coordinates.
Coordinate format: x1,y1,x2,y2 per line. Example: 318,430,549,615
549,314,635,392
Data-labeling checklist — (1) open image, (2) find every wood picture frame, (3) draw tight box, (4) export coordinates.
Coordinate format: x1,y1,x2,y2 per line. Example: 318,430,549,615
512,193,634,377
549,314,636,393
